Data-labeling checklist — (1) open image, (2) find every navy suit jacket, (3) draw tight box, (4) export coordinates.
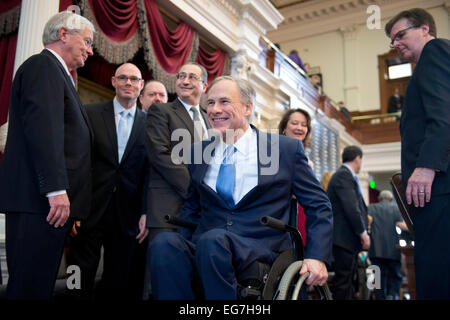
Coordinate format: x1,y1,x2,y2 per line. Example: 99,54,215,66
400,38,450,195
0,49,93,220
179,128,333,266
83,101,150,236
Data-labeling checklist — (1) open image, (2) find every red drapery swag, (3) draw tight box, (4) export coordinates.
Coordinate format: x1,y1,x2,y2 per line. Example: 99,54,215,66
197,45,227,85
80,0,227,91
144,0,195,74
0,0,20,128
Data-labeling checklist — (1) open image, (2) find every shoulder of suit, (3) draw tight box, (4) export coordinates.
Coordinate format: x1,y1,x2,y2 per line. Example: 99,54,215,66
19,51,60,75
84,100,113,113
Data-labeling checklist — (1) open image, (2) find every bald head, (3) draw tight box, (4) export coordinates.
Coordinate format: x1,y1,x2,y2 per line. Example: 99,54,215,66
111,63,144,109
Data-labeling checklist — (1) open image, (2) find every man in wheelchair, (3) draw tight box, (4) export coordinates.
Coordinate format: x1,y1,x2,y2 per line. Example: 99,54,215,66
148,76,333,299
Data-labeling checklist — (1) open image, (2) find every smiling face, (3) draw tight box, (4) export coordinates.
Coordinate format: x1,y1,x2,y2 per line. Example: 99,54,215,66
389,18,432,62
111,63,144,107
175,64,206,106
206,79,252,142
61,26,93,71
284,111,309,142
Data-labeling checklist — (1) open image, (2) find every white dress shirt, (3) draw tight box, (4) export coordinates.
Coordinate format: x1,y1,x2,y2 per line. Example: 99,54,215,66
178,98,208,139
203,127,258,205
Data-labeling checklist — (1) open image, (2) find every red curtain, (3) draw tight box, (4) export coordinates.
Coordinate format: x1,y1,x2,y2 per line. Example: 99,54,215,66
59,0,74,12
0,0,20,13
0,32,17,127
197,46,227,85
88,0,138,42
144,0,195,74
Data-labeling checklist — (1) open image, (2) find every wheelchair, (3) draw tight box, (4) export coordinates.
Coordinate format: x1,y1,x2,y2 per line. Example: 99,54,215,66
165,214,333,300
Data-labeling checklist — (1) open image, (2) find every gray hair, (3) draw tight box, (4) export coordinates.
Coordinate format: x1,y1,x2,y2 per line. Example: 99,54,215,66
379,190,393,201
43,11,95,46
208,75,256,122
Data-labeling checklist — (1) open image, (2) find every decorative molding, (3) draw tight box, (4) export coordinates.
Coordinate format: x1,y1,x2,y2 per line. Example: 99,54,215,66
268,0,446,42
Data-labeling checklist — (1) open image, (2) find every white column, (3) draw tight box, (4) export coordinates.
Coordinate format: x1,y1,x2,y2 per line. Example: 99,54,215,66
0,0,59,152
340,25,360,111
14,0,60,73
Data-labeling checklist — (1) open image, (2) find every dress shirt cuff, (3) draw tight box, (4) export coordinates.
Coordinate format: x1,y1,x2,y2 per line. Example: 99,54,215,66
359,230,367,237
46,190,67,197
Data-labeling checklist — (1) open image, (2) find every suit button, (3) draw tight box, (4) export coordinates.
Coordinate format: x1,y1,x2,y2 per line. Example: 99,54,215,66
112,186,117,193
231,211,235,215
227,221,233,226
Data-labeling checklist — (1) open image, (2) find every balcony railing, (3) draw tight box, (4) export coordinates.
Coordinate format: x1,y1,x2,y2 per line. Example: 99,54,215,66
259,37,401,145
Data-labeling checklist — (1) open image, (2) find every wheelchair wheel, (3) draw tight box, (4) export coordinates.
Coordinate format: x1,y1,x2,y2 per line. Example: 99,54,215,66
261,249,295,300
275,260,333,300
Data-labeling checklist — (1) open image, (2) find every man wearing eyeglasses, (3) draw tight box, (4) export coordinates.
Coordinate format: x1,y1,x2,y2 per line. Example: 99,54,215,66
385,8,450,299
145,63,210,243
66,63,150,300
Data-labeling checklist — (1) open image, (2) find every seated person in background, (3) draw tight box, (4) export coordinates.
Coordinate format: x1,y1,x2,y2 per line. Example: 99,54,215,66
387,88,403,120
278,108,314,246
148,76,333,300
288,49,306,71
310,74,323,94
337,101,352,121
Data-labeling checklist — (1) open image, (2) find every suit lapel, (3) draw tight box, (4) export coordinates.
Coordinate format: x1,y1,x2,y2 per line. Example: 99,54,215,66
102,102,119,164
235,127,272,209
121,108,144,164
42,50,94,143
172,99,195,138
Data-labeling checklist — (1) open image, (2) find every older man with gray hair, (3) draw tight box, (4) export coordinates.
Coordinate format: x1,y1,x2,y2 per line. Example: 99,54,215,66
368,190,408,300
0,11,95,299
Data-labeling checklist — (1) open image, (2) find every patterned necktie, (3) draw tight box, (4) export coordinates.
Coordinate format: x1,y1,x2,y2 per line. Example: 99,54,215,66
191,107,204,142
216,146,237,208
117,110,130,162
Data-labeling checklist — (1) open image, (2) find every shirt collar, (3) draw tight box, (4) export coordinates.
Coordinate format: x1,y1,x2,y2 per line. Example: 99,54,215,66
45,48,71,77
217,126,253,157
343,163,356,177
113,97,136,118
178,97,200,113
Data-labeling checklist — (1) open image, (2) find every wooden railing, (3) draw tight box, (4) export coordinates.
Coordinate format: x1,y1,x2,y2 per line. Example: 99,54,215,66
259,37,401,145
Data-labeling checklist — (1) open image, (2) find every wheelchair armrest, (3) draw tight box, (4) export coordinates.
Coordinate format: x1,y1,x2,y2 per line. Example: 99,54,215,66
164,215,198,230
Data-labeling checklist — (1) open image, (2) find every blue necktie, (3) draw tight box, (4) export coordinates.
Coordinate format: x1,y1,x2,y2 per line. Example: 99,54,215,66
216,146,236,208
117,110,130,162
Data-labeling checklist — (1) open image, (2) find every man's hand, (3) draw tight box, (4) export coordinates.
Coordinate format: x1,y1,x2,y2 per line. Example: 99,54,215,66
299,258,328,286
406,167,435,207
136,215,149,244
47,193,70,228
361,232,370,250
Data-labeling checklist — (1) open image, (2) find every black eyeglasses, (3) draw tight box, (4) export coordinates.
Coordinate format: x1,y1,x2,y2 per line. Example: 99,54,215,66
390,26,418,48
176,72,202,82
116,75,142,84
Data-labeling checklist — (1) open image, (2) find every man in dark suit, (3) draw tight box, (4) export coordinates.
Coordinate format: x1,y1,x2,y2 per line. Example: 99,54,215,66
385,8,450,299
139,80,168,113
148,76,333,299
0,12,94,300
145,62,210,242
327,145,370,300
66,63,149,300
387,88,403,114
